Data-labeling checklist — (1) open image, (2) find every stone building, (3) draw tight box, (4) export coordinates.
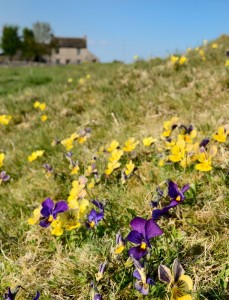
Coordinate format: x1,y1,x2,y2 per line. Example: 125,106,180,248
50,36,99,64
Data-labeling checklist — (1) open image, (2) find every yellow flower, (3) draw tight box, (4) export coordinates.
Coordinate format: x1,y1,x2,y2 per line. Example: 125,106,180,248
28,207,41,225
86,74,91,80
78,136,87,144
199,49,205,57
39,103,46,111
107,140,119,152
51,218,64,236
162,117,179,137
88,178,95,189
70,165,80,175
109,149,124,162
169,139,186,162
195,145,217,172
133,55,139,60
0,153,5,168
41,115,48,122
179,56,187,65
143,137,157,147
158,258,193,300
212,43,218,49
105,161,121,175
124,161,135,176
61,138,74,151
212,126,229,142
225,60,229,67
79,78,85,85
33,101,40,108
122,138,139,152
28,150,45,162
170,55,179,64
67,78,73,83
0,115,12,125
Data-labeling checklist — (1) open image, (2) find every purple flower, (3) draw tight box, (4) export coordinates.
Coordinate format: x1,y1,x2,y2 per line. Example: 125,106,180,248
126,217,163,260
0,171,10,184
39,198,68,227
92,199,105,212
179,124,194,135
4,287,19,300
152,180,190,220
86,209,104,229
199,138,210,149
132,258,155,295
94,294,102,300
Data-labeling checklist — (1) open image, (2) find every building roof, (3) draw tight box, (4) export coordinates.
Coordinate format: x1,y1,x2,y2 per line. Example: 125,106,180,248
53,37,87,48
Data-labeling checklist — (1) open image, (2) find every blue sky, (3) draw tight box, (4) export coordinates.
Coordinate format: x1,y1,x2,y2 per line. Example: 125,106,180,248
1,0,229,62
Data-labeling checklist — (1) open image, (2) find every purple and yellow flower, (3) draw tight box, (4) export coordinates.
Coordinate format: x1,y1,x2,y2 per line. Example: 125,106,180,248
0,171,10,184
39,198,68,227
158,258,193,300
113,232,125,255
43,164,53,178
152,180,189,220
86,200,104,229
95,261,107,281
126,217,163,260
132,258,155,295
4,287,40,300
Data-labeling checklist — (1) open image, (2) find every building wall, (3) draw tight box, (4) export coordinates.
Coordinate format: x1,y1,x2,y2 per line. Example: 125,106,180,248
50,47,99,64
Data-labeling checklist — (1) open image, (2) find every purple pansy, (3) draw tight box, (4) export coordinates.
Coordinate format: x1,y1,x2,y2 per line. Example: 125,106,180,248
126,217,163,260
4,287,19,300
132,258,155,295
92,199,105,212
32,291,40,300
152,180,190,220
199,138,210,149
86,209,104,229
0,171,10,183
39,198,68,227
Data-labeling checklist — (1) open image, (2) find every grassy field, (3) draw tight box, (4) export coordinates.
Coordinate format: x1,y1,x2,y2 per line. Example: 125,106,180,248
0,36,229,300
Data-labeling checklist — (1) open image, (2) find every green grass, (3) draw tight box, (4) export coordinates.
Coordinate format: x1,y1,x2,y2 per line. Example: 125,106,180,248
0,36,229,299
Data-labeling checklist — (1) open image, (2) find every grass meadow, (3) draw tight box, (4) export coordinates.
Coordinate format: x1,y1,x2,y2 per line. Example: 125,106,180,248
0,36,229,299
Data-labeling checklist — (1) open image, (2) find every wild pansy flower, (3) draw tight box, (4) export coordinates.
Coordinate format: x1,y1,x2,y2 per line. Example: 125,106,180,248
39,198,68,227
122,138,139,152
113,232,125,255
43,164,53,178
34,101,46,111
143,136,157,147
0,153,5,168
41,114,48,122
158,258,193,300
0,171,10,184
195,145,217,172
86,199,104,229
121,160,135,184
199,138,210,149
0,114,12,125
50,218,64,236
106,140,119,152
179,56,187,65
152,180,189,220
170,55,179,64
78,128,91,144
51,138,61,147
95,262,107,281
109,149,123,162
70,163,80,175
28,150,45,162
225,60,229,67
162,117,179,138
105,161,121,175
67,78,73,83
132,257,155,295
126,217,163,260
179,125,197,143
212,125,229,143
79,78,85,85
86,74,91,79
169,139,186,163
67,178,87,208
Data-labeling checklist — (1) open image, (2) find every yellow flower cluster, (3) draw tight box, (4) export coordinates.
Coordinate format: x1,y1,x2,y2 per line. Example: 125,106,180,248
33,101,48,122
61,129,91,151
0,114,12,125
170,56,187,65
28,150,45,162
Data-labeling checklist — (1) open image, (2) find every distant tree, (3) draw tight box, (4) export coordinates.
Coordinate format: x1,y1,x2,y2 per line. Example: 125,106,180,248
1,25,21,60
32,22,53,44
22,28,37,61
